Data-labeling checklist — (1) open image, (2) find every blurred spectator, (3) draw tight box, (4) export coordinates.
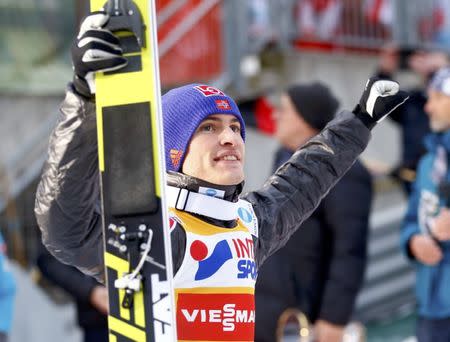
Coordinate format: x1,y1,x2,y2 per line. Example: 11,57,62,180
0,231,16,342
400,67,450,342
254,82,372,342
296,0,343,40
248,0,271,38
417,0,450,46
37,248,108,342
247,0,275,52
363,0,450,45
363,0,393,36
375,46,449,193
364,0,392,26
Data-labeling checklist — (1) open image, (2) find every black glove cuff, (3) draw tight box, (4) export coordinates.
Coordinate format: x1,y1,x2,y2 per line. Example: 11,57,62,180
73,74,95,101
375,70,393,81
352,104,377,130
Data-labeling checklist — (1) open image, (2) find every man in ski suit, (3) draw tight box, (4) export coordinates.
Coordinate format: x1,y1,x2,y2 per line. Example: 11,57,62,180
35,12,408,341
400,67,450,342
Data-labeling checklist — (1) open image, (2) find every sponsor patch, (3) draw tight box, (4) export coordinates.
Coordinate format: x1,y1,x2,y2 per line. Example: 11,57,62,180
177,293,255,341
189,237,257,281
237,200,258,238
170,149,183,168
237,207,252,224
191,239,232,280
194,85,226,97
215,99,231,110
199,186,225,199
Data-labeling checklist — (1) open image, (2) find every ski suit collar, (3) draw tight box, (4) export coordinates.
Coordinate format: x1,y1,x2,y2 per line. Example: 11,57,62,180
166,171,243,202
165,171,244,226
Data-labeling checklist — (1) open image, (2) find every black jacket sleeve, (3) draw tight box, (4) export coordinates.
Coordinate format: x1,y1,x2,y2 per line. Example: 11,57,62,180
35,86,189,282
36,248,99,303
317,161,372,325
35,86,105,282
243,110,371,266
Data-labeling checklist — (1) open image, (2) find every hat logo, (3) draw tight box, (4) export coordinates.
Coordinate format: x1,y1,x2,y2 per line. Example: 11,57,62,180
170,149,183,168
215,99,231,110
194,85,225,97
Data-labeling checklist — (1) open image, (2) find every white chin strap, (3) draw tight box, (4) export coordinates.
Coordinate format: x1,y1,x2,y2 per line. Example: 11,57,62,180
166,186,239,221
166,186,259,238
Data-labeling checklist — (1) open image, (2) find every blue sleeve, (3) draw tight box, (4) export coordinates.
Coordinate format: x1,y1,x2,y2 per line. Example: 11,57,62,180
400,164,423,261
0,234,16,333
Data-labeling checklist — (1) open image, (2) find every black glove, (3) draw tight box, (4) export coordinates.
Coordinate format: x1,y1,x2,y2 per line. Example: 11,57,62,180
353,77,409,129
71,12,127,99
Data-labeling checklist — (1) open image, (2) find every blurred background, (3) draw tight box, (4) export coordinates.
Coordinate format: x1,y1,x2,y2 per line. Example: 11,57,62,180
1,0,450,341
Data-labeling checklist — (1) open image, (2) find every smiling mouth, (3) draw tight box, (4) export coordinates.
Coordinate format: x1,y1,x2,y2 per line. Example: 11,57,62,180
214,154,240,162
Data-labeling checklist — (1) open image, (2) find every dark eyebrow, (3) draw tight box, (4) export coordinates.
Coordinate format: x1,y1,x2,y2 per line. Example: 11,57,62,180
201,117,221,123
202,117,240,124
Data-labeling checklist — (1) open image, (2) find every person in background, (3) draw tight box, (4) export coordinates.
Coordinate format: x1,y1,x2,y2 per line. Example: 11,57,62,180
255,82,372,342
0,231,16,342
400,67,450,342
375,46,449,193
36,247,108,342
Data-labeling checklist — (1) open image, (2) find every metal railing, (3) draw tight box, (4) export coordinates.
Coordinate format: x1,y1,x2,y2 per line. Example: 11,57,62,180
239,0,450,53
1,0,450,94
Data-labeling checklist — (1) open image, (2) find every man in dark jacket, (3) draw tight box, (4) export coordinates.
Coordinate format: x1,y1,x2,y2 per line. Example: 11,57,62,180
35,12,407,341
255,83,372,342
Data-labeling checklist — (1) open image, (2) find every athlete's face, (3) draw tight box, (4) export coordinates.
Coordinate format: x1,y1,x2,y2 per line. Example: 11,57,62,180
182,114,245,185
425,89,450,132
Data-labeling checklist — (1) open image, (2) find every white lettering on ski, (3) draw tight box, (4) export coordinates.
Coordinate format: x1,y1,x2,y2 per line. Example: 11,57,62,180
151,273,173,341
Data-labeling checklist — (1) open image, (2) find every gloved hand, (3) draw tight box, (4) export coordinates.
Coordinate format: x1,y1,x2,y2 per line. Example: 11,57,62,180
353,77,409,129
71,12,127,99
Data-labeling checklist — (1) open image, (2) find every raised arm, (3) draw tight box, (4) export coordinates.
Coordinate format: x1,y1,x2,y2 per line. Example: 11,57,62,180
244,78,408,265
35,12,127,282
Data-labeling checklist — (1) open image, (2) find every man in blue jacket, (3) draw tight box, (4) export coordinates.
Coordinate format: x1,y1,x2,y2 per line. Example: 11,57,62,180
401,67,450,342
0,232,16,342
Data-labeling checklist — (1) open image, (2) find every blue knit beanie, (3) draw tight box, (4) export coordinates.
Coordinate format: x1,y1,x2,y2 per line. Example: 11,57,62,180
429,67,450,96
162,84,246,172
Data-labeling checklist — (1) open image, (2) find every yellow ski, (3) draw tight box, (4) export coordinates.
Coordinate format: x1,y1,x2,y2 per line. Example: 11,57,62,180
90,0,176,340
